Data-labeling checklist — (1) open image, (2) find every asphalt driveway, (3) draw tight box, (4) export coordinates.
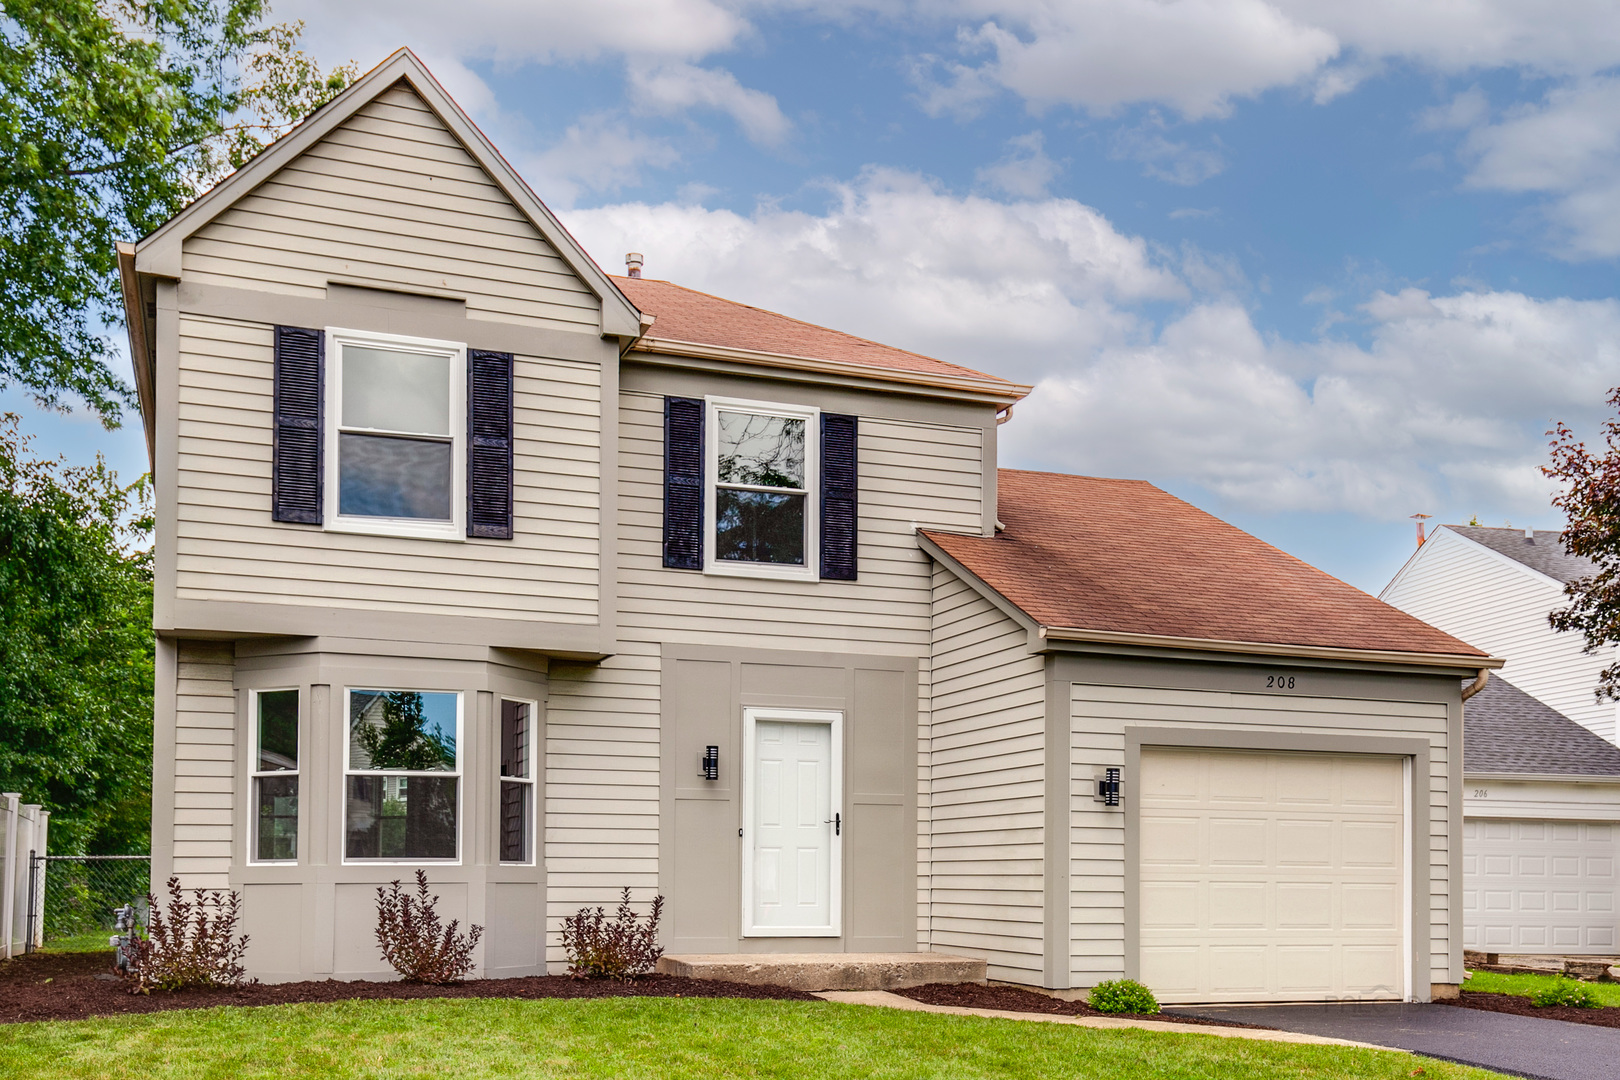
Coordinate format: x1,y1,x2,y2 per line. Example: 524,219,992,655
1164,1002,1620,1080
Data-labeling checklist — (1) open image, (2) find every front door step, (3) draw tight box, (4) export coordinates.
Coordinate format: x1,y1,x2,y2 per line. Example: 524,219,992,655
657,952,987,992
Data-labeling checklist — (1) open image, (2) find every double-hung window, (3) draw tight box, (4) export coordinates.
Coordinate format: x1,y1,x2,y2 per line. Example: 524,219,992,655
499,699,535,864
251,689,299,863
344,689,461,861
704,397,819,580
327,329,465,539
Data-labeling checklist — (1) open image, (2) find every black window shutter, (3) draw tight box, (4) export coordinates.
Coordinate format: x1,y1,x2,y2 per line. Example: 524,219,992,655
271,325,323,524
820,413,858,580
663,396,704,569
467,349,515,539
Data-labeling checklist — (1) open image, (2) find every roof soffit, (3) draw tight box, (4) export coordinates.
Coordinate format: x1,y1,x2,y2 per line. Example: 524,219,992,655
131,48,641,338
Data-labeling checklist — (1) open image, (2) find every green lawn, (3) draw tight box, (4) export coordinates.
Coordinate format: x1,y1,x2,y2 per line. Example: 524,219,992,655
0,997,1516,1079
38,931,115,954
1466,968,1620,1006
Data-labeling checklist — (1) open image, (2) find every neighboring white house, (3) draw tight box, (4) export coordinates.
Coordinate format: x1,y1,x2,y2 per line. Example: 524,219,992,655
117,48,1497,1004
1462,676,1620,955
1381,525,1616,744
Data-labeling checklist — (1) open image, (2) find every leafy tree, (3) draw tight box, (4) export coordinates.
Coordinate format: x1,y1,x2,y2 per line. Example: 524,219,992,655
1545,390,1620,701
0,0,355,424
0,415,152,853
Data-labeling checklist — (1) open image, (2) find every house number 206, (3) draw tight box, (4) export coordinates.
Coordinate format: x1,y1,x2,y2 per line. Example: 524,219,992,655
1265,674,1296,689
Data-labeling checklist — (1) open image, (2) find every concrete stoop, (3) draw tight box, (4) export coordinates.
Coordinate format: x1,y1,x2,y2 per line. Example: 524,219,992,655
656,952,987,992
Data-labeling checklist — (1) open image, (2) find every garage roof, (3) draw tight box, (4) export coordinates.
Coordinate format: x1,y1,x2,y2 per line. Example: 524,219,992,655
1464,676,1620,777
922,469,1491,662
1448,525,1595,585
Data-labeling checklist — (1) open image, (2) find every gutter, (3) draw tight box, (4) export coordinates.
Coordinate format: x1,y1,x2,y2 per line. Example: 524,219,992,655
629,335,1031,406
1037,624,1504,672
1464,771,1620,785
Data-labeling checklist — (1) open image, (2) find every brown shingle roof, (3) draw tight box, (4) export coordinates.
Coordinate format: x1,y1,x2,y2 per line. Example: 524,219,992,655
613,275,1010,384
924,469,1488,659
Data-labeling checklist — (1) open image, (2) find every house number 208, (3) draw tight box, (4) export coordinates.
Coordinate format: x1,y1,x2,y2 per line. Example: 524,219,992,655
1265,674,1296,689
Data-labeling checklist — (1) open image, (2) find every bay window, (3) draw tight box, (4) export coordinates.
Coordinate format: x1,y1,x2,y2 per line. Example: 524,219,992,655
499,699,535,864
344,689,461,861
251,689,299,863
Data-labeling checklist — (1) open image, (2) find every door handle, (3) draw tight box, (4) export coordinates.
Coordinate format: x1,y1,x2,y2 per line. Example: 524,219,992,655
825,812,841,836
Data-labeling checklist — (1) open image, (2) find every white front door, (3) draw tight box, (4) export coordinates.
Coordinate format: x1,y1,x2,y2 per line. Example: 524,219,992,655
743,708,842,936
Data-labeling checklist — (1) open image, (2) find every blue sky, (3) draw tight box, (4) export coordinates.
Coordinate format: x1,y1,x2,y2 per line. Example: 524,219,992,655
34,1,1620,594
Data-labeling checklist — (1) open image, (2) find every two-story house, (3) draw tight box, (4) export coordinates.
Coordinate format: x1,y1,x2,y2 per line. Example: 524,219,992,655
120,49,1497,1004
1382,526,1620,955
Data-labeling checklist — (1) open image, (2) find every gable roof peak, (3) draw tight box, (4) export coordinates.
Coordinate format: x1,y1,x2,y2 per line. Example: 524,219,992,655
129,47,640,338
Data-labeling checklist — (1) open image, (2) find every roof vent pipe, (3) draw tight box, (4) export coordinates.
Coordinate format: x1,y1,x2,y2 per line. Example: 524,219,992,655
1525,527,1535,541
625,252,644,278
1411,512,1431,548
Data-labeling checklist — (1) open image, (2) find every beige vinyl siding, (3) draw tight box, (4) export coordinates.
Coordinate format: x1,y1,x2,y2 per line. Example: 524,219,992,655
1068,684,1453,988
543,645,662,964
173,641,236,889
180,85,599,334
540,389,985,961
929,568,1047,982
173,313,600,621
1381,528,1615,742
616,389,980,650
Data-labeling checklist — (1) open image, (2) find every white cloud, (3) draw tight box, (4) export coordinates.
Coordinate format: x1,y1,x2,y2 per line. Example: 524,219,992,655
521,115,682,209
1005,287,1620,516
627,62,794,145
1111,118,1226,185
975,132,1062,196
1455,76,1620,258
563,167,1182,378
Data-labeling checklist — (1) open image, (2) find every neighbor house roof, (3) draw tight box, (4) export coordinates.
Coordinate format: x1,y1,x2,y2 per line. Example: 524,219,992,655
1445,525,1595,585
614,276,1027,402
920,469,1495,665
1465,676,1620,777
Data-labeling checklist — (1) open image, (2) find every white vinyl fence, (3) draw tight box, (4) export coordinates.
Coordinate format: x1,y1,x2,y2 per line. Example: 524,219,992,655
0,793,48,957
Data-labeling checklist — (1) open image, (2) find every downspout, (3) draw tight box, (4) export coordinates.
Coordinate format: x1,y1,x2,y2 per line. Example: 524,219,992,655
1460,668,1489,701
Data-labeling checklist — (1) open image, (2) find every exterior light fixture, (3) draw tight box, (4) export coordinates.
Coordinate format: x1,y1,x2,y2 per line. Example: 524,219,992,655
1095,767,1121,807
701,745,719,781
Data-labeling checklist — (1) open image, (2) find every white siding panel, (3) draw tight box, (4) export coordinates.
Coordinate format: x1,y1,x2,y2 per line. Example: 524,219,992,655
929,568,1046,983
172,314,601,622
1381,528,1615,742
180,85,599,334
173,641,235,889
1068,683,1452,990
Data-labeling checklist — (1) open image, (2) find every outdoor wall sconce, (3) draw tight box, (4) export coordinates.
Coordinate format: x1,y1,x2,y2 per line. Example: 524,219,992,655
701,745,719,781
1094,767,1121,807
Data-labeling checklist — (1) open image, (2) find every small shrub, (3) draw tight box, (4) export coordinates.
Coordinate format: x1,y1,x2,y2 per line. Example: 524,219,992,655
561,887,665,980
1531,976,1599,1008
124,877,251,993
1089,978,1159,1015
375,870,485,984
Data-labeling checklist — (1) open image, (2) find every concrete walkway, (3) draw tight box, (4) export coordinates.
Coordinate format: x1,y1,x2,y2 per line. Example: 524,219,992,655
814,990,1385,1049
1169,1002,1620,1080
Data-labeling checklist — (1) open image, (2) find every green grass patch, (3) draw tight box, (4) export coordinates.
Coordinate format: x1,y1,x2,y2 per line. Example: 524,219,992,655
38,930,116,954
0,997,1517,1079
1466,969,1620,1007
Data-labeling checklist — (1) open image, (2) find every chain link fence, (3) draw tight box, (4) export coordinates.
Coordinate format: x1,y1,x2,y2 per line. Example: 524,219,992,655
26,855,150,953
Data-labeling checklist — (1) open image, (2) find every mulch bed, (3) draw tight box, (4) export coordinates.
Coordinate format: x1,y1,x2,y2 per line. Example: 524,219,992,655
1443,990,1620,1029
0,951,816,1025
891,981,1271,1030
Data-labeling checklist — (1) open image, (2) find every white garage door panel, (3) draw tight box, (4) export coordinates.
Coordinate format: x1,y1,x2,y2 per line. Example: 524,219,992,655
1462,819,1617,953
1140,748,1407,1004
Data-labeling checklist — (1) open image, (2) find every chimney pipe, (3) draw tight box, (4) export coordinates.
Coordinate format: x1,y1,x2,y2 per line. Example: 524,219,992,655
1411,513,1431,548
1525,527,1535,541
625,252,644,279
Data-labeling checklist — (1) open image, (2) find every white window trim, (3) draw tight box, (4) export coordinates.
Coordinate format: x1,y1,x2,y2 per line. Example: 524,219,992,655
498,696,538,867
703,395,820,581
324,326,467,542
247,687,300,866
740,706,843,938
341,688,464,866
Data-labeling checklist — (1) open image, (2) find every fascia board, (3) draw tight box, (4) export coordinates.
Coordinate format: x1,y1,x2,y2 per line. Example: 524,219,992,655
914,532,1042,643
1433,525,1573,591
633,337,1031,407
115,241,155,469
1039,622,1501,671
1377,527,1439,601
133,49,642,338
1463,771,1620,785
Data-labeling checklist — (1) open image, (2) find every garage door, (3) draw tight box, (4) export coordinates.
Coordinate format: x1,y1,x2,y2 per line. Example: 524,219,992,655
1463,819,1617,953
1139,748,1407,1004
